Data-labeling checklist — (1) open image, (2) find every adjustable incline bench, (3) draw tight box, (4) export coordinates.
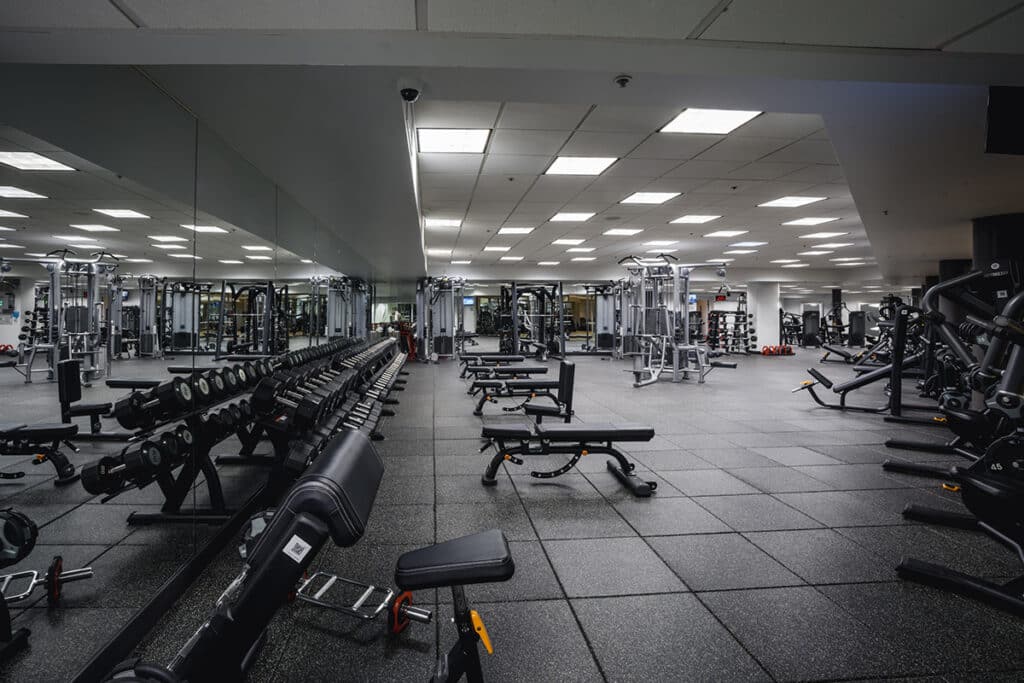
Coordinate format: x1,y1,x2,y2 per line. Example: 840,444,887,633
107,430,515,683
58,359,148,441
480,421,658,497
0,422,79,485
471,360,574,421
459,355,525,379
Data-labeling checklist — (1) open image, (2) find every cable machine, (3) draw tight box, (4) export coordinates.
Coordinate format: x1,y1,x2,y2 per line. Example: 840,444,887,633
618,255,735,387
137,275,162,358
216,281,290,356
325,276,352,339
415,276,464,361
497,282,566,360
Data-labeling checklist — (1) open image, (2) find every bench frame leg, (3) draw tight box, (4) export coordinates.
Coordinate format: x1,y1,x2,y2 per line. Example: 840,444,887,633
433,585,484,683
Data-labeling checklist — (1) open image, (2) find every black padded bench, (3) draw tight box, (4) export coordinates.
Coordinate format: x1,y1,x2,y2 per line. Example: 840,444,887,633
471,360,573,421
58,359,132,441
480,418,657,497
463,365,547,380
106,378,162,389
0,422,79,485
167,366,222,374
0,360,15,369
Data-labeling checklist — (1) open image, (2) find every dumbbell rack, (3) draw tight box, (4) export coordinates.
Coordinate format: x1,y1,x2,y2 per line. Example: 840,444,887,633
706,298,753,354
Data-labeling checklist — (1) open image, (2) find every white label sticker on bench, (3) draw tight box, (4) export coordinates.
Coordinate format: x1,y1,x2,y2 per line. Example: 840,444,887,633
283,535,312,563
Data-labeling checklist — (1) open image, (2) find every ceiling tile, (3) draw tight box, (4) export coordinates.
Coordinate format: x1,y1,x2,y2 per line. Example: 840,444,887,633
696,137,791,162
488,129,571,156
523,175,592,202
579,105,682,132
779,164,845,184
472,175,535,202
2,0,136,28
420,173,478,190
761,139,838,164
496,103,591,129
699,0,1020,49
481,154,553,175
726,162,807,180
732,113,825,139
630,134,723,160
945,5,1024,54
414,101,501,128
560,131,648,156
604,158,679,178
422,186,473,202
662,159,743,178
418,153,483,174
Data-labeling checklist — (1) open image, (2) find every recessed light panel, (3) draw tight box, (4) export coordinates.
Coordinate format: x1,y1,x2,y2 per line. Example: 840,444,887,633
643,240,677,247
68,224,117,233
771,259,800,264
566,247,595,253
603,228,643,236
300,259,314,264
783,217,839,226
709,258,734,263
538,261,560,266
54,235,94,241
219,259,243,264
672,215,721,224
729,241,767,247
837,262,864,267
171,254,202,259
497,227,533,235
483,246,510,252
620,192,679,205
0,152,74,171
646,249,677,254
704,230,748,238
812,243,854,249
781,263,810,268
798,250,833,256
181,224,229,233
126,258,153,263
424,218,461,228
242,245,272,251
661,108,762,134
551,212,595,222
830,257,863,262
571,257,596,261
545,157,617,175
69,243,97,249
0,210,27,218
723,249,757,254
799,231,848,239
426,248,451,256
246,255,272,261
759,196,827,208
500,256,523,261
95,209,149,218
153,244,186,250
553,239,585,246
148,235,188,242
451,260,472,265
417,129,490,153
0,186,46,199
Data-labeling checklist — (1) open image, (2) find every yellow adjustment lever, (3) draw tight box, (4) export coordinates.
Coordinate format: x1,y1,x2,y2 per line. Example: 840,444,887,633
470,610,493,654
942,483,961,493
933,416,948,423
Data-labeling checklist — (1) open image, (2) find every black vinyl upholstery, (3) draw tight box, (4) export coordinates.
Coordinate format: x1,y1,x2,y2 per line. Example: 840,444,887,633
535,423,655,442
395,529,514,591
0,423,78,440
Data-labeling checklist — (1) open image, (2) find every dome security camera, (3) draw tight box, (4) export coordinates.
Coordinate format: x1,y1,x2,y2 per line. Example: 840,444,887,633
400,88,420,103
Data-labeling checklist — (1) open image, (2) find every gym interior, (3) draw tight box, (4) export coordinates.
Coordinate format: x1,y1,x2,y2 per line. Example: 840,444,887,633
1,4,1024,682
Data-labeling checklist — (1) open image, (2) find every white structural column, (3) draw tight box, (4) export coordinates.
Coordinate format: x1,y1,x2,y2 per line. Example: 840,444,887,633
747,282,782,348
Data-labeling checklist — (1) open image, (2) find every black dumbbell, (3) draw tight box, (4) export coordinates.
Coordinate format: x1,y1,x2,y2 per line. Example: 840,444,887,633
112,378,192,430
237,399,253,422
251,376,324,429
205,369,227,399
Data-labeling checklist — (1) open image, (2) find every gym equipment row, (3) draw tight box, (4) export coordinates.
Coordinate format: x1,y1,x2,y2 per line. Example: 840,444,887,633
102,430,514,683
469,357,569,420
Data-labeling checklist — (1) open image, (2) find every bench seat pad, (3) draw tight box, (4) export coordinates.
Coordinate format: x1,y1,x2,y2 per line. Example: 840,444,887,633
503,380,559,390
481,425,532,440
535,423,654,442
395,529,514,591
1,423,78,440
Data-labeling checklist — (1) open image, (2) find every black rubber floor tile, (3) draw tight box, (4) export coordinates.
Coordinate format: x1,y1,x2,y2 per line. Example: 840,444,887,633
524,498,636,539
436,599,602,682
0,473,60,501
6,607,137,682
809,444,891,464
435,439,490,457
436,501,537,542
690,447,781,468
794,463,910,490
659,469,760,496
820,581,1024,675
612,496,731,536
752,446,842,466
701,586,919,680
728,466,835,493
380,455,434,475
544,537,686,597
373,438,432,458
745,528,894,584
53,541,191,608
35,502,149,545
836,525,1023,579
436,541,564,604
376,474,435,505
666,433,741,450
509,471,603,500
774,490,903,527
434,454,488,476
694,494,822,532
582,469,684,500
573,594,770,682
434,472,520,504
648,533,803,591
630,450,715,471
364,504,435,545
854,486,963,519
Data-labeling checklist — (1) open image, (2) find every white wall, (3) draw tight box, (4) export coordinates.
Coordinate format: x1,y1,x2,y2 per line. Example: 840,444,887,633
0,278,39,348
463,302,476,333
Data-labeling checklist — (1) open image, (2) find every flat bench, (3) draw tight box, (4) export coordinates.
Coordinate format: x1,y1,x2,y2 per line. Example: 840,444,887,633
480,419,657,497
106,378,162,389
167,366,223,374
0,422,80,485
463,365,547,379
458,355,526,378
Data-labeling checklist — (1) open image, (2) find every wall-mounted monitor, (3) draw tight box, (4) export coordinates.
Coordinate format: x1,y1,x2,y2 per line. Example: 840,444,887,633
463,297,474,305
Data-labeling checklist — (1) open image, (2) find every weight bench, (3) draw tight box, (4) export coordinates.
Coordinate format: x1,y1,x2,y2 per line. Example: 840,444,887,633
463,365,547,381
0,422,79,485
471,360,574,421
458,354,525,378
820,344,864,364
793,352,923,413
480,421,657,497
57,359,132,441
108,430,514,683
105,378,162,390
